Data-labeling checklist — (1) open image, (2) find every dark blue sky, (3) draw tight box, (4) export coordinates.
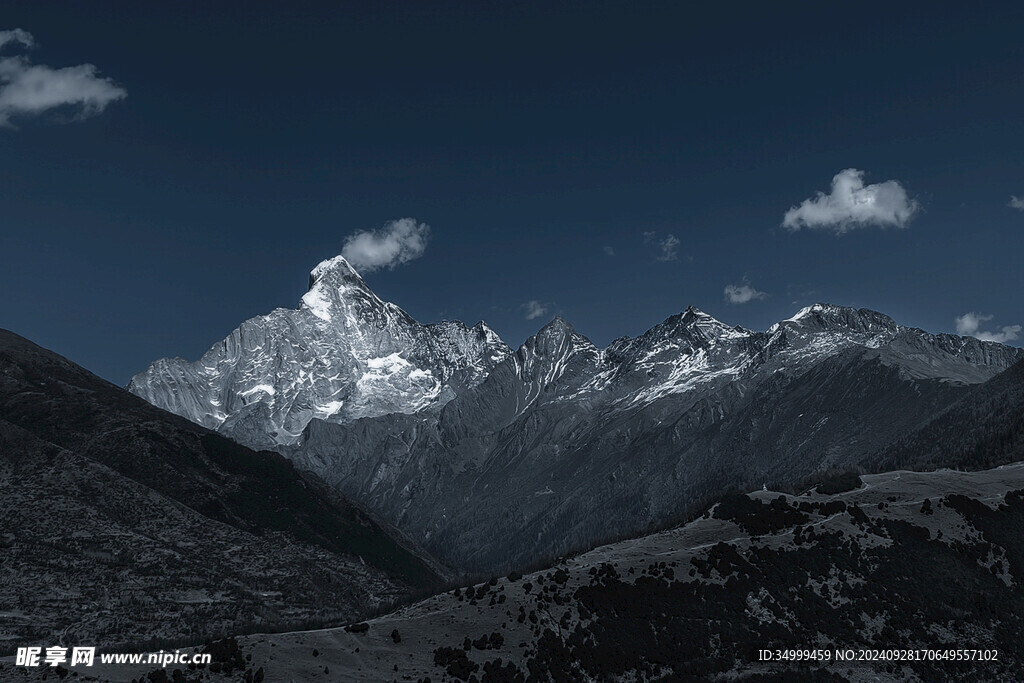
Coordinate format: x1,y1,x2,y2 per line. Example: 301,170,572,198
2,1,1022,384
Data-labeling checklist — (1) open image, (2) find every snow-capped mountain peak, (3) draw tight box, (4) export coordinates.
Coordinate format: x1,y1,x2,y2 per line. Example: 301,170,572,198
782,302,899,334
682,304,711,319
129,253,510,448
679,306,752,340
299,253,407,326
535,314,575,340
308,253,363,286
471,320,505,348
518,316,597,368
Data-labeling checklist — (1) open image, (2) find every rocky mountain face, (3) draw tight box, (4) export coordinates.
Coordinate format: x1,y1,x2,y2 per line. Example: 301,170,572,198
128,255,509,450
75,462,1024,683
284,305,1021,572
129,257,1023,574
0,329,445,649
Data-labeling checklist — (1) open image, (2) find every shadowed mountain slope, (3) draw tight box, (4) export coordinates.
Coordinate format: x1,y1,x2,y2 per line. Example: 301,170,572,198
867,358,1024,472
283,312,1022,572
0,329,445,648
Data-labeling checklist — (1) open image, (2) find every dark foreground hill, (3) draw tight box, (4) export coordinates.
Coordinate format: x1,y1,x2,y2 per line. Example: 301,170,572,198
39,462,1024,682
0,329,445,650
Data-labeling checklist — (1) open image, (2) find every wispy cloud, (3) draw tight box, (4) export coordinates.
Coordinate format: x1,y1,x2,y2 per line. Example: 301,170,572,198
0,29,126,127
955,312,1021,344
603,246,616,256
0,29,32,51
782,168,919,234
724,281,768,304
643,231,680,261
341,218,430,273
521,300,550,321
1008,195,1024,211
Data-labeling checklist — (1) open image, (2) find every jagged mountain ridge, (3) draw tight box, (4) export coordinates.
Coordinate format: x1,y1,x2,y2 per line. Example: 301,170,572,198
128,254,510,449
286,307,1021,571
128,255,1023,572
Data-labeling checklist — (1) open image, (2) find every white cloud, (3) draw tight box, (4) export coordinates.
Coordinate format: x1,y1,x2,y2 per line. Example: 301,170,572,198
955,312,1021,344
0,29,126,127
782,168,919,234
1008,195,1024,211
603,246,615,256
643,231,680,261
341,218,430,273
0,29,32,51
521,300,549,321
724,282,768,304
657,235,680,261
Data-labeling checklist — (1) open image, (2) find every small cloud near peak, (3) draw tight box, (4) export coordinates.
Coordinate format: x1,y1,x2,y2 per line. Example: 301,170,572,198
955,311,1021,344
783,168,918,234
724,281,768,304
643,231,680,261
341,218,431,273
521,300,550,321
